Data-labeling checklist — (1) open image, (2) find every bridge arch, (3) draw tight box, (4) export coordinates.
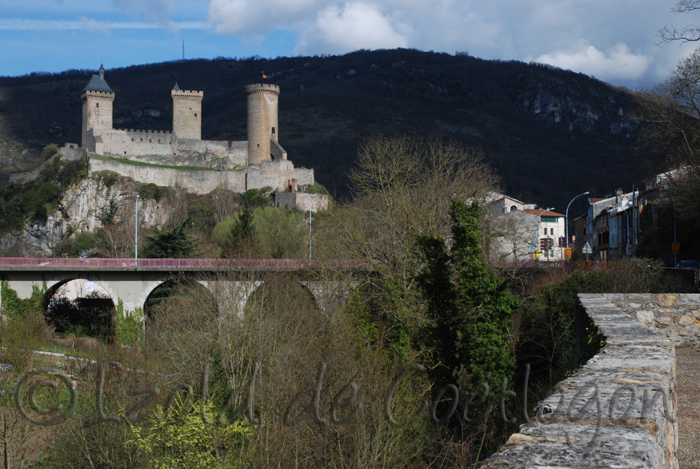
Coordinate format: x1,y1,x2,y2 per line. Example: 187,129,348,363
42,278,116,341
142,278,217,321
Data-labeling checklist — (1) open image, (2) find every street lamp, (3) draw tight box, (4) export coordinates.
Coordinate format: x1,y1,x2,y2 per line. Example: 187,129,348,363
535,207,554,262
135,195,139,267
566,191,589,249
307,196,312,266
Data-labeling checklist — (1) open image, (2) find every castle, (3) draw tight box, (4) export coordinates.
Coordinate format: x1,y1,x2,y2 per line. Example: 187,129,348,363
75,65,325,210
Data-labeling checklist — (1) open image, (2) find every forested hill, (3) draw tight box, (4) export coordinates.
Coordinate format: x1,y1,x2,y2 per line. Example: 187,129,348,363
0,48,650,209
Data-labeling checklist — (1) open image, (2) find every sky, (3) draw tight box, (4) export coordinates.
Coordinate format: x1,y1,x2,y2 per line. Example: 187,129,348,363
1,0,699,89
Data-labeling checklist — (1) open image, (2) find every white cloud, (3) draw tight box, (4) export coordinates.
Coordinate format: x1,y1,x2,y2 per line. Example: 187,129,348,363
296,2,408,54
0,18,206,31
112,0,175,23
208,0,326,36
532,42,652,81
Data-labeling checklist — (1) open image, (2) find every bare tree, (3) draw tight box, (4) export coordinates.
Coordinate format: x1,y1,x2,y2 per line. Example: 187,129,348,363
211,179,239,224
658,0,700,44
321,136,498,301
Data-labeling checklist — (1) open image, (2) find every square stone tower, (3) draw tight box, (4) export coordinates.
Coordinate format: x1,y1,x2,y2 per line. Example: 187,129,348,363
81,64,115,150
171,83,203,140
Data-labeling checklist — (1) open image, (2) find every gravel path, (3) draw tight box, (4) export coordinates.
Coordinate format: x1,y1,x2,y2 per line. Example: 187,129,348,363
676,348,700,468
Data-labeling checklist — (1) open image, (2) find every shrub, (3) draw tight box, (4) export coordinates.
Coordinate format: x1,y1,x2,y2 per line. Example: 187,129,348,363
41,143,59,160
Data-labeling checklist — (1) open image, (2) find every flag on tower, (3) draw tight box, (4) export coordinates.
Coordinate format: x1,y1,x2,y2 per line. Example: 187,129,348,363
262,72,267,79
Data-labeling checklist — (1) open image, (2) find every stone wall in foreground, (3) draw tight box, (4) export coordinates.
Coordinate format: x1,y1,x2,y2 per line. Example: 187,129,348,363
483,293,680,469
612,293,700,347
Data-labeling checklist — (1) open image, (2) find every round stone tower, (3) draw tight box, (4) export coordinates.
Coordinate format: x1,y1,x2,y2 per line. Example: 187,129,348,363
246,83,280,165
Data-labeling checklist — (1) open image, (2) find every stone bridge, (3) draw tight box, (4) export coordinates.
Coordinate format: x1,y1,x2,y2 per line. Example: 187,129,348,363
0,258,365,318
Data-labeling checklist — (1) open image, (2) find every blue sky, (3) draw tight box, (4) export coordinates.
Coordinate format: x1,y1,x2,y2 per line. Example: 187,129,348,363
1,0,698,88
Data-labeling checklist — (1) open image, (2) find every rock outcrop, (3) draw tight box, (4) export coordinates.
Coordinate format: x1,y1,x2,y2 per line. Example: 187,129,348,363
0,176,170,257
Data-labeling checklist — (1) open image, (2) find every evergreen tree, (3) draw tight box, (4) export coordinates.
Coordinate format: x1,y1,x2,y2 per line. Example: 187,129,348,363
418,200,520,397
220,208,258,258
142,221,199,258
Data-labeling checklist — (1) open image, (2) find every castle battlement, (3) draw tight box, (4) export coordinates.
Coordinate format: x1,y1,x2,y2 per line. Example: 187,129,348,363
81,90,115,98
171,90,203,98
245,83,280,95
116,129,173,135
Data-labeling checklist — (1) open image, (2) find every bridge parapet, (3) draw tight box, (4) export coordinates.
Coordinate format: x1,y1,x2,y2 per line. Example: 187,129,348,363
483,293,681,469
0,257,371,272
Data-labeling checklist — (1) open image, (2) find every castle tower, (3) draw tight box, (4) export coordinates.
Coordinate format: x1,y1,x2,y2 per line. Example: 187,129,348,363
246,83,280,165
171,83,203,140
81,64,115,149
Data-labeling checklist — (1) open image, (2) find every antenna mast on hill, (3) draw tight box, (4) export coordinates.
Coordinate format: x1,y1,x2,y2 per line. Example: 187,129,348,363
182,41,185,60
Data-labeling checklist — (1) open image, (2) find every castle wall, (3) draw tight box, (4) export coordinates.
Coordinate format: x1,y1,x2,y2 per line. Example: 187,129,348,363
172,90,203,140
275,192,328,212
247,160,313,191
270,139,287,161
95,130,248,169
89,157,247,194
98,129,175,157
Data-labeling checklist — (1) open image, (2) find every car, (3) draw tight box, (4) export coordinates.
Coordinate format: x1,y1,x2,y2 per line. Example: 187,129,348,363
677,260,700,269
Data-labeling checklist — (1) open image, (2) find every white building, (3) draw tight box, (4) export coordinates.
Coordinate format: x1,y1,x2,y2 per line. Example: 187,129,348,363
523,209,566,261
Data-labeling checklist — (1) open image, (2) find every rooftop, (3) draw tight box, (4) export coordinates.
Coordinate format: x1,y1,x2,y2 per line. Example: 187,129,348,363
523,209,565,217
82,74,114,93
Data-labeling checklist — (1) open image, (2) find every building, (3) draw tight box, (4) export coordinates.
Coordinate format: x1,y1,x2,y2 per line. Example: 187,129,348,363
482,192,564,264
78,65,325,210
523,209,566,261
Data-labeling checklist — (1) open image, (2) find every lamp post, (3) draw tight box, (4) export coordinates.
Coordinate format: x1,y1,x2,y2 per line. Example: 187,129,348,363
135,194,139,267
535,207,554,263
566,191,589,249
307,196,312,266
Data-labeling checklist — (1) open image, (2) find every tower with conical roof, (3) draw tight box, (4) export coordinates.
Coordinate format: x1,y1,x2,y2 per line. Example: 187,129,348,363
81,64,115,150
171,83,203,140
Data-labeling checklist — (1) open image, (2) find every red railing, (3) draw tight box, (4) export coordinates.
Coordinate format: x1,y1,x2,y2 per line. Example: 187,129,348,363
0,258,367,270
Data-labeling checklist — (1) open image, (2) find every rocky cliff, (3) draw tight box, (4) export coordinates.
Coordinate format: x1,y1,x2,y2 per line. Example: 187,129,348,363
0,176,170,257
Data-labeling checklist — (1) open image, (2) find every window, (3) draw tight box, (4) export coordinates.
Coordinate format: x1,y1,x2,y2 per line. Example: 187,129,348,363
543,228,547,236
194,113,197,118
96,111,99,116
131,138,134,142
96,103,99,108
510,205,517,212
550,228,554,235
257,144,260,147
272,127,276,134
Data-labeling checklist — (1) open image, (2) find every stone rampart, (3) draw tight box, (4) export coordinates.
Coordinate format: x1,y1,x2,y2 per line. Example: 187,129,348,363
248,160,314,191
98,129,174,157
89,157,246,194
275,191,328,212
9,147,88,184
271,139,287,160
610,293,700,347
97,131,248,169
483,293,681,469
